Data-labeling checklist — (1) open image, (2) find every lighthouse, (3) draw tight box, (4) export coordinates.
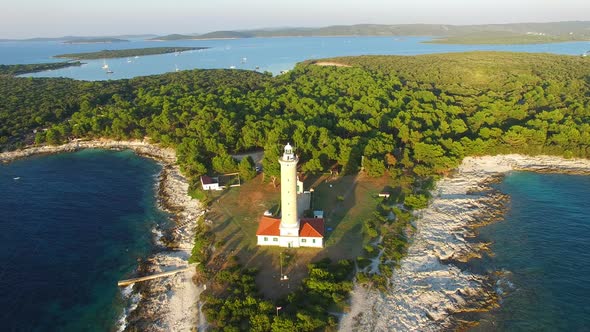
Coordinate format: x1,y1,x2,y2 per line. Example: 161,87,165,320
255,143,325,248
278,143,300,240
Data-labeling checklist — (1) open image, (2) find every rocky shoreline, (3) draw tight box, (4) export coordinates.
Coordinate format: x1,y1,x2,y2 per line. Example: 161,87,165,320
1,139,204,332
341,154,590,331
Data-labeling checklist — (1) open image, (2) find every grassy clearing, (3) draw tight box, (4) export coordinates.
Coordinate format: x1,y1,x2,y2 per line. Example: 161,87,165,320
205,172,391,298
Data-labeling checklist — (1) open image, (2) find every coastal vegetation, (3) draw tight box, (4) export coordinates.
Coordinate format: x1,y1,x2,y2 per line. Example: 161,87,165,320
2,51,590,329
54,47,205,60
202,257,353,331
0,61,82,76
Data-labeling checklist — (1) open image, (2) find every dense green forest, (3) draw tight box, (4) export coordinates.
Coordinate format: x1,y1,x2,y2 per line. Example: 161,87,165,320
3,51,590,185
2,51,590,329
54,47,205,60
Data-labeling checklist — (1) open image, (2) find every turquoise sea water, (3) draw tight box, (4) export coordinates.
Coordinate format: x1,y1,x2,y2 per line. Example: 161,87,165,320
472,172,590,331
0,150,171,331
0,37,588,80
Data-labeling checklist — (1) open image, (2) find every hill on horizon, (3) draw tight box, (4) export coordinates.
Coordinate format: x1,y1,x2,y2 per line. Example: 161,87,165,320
146,21,590,42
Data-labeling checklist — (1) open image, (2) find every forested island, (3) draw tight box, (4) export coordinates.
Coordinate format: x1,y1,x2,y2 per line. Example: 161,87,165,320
2,51,590,330
149,31,252,41
148,34,201,41
149,21,590,44
53,47,206,60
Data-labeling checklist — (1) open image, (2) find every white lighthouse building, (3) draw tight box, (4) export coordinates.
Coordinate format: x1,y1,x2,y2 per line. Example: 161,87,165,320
256,143,324,248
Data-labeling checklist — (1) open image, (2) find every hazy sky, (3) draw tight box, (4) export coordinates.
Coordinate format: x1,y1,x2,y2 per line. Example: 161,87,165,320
1,0,589,38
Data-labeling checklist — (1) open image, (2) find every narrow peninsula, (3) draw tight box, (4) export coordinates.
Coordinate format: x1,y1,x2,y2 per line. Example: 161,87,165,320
62,37,129,44
0,61,82,76
54,47,207,60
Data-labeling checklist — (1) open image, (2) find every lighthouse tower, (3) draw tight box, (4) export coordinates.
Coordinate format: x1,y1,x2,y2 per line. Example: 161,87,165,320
255,142,324,248
278,143,300,245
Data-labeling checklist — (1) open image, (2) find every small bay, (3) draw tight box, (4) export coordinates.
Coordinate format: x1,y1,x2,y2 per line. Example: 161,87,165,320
0,150,171,331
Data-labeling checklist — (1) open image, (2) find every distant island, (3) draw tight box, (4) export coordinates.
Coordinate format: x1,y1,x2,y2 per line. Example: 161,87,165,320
149,21,590,44
425,31,578,45
0,35,156,43
149,31,253,41
148,34,200,41
62,37,129,44
53,47,207,60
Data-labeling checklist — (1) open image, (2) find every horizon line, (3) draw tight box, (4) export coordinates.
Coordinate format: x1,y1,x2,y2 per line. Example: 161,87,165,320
2,19,590,40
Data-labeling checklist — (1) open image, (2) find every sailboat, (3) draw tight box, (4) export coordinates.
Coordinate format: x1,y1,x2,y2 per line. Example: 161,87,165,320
175,64,180,72
241,57,247,64
101,60,114,74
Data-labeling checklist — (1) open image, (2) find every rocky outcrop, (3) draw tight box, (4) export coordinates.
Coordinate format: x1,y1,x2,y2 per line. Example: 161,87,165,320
1,139,175,164
123,161,205,332
341,155,590,331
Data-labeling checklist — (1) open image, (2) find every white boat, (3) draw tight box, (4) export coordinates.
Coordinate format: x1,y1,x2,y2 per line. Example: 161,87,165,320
127,58,132,63
106,70,114,74
175,65,179,72
229,65,236,69
134,56,139,59
241,57,247,64
13,177,20,180
102,60,109,70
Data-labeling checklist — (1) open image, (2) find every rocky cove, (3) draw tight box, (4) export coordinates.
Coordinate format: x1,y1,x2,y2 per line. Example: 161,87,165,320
1,139,205,332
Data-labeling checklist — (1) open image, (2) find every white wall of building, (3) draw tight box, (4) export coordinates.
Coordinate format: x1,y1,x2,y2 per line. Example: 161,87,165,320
299,237,323,248
202,183,219,190
257,235,280,246
257,235,322,248
278,236,300,248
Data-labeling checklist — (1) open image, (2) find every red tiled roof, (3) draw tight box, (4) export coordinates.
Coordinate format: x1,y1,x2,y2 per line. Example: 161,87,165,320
299,218,324,238
256,216,281,236
201,175,215,185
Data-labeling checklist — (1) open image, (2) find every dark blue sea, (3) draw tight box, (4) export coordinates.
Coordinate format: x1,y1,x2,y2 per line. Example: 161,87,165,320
472,172,590,331
0,150,171,331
